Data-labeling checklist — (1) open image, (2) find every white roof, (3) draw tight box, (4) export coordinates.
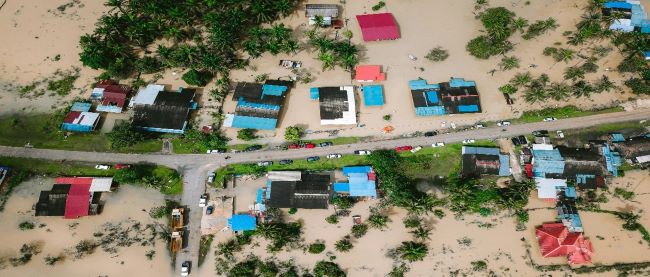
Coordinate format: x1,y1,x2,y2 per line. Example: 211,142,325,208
130,84,164,107
89,178,113,192
636,155,650,164
91,87,105,96
268,171,302,181
321,86,357,125
69,112,100,126
222,113,234,128
535,178,567,199
532,144,554,150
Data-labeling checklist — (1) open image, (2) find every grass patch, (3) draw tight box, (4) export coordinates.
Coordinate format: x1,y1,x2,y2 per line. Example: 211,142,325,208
512,105,624,124
198,235,214,267
307,136,362,145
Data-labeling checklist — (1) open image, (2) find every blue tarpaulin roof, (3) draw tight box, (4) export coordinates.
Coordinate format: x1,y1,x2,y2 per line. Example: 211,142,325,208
310,87,319,100
363,85,385,106
426,91,439,103
231,115,278,130
409,79,439,90
602,144,622,176
458,105,479,113
262,84,288,96
604,1,633,9
71,102,92,112
498,154,510,176
611,133,626,142
333,183,350,193
449,78,476,88
228,215,256,231
645,51,650,58
342,166,372,175
415,106,446,116
565,187,577,198
532,149,564,161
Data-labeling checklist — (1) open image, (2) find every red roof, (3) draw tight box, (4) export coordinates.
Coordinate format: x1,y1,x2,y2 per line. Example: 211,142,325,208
101,91,127,108
63,111,81,123
355,65,386,82
536,223,593,264
64,183,91,219
356,13,400,41
55,177,93,185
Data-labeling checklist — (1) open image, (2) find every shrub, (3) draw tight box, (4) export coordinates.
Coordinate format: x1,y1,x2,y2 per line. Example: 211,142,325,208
237,128,257,141
288,207,298,215
614,187,635,200
383,114,392,121
403,216,420,228
107,122,145,149
425,47,449,62
433,209,446,219
284,126,304,141
368,213,389,230
331,196,355,210
308,242,326,254
19,221,35,230
181,68,213,86
372,1,386,11
471,260,488,271
325,214,339,224
351,224,369,238
313,261,345,277
334,237,353,252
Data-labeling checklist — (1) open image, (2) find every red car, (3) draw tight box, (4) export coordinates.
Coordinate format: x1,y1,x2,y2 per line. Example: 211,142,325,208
395,146,413,152
288,144,301,149
114,164,131,170
304,143,316,149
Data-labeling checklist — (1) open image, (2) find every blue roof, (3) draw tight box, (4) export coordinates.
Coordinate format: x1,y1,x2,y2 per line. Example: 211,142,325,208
333,183,350,193
462,146,500,155
310,87,319,100
409,79,439,90
604,1,633,9
449,78,476,88
415,106,446,116
71,102,92,112
602,144,622,176
576,174,596,184
426,91,439,103
231,115,278,130
262,84,288,96
533,160,565,177
363,85,385,106
348,173,377,197
532,149,564,161
645,51,650,58
565,187,577,198
228,215,257,231
342,166,372,175
457,105,479,113
237,98,280,111
498,154,510,176
611,133,626,142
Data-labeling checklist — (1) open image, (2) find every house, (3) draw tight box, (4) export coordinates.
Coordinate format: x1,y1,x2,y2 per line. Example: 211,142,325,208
531,144,565,178
535,222,593,264
61,102,100,133
264,171,332,209
556,187,583,233
223,80,293,130
131,84,197,134
603,1,650,33
305,4,339,26
333,166,377,198
602,143,623,177
355,65,385,82
409,78,481,116
613,136,650,164
311,86,357,125
228,214,257,232
35,177,113,218
356,13,400,41
609,132,626,143
535,178,567,200
461,146,510,177
91,80,131,113
362,85,385,106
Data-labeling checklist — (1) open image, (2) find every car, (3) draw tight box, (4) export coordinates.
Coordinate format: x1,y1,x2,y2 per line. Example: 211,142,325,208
279,159,293,165
432,142,445,147
257,161,273,166
114,164,130,170
95,164,110,170
424,131,437,137
181,261,191,276
395,146,413,152
207,172,215,183
410,146,423,153
354,150,372,155
199,194,208,207
327,153,342,159
450,122,457,129
306,156,320,162
462,139,476,144
246,145,263,151
532,130,549,137
543,117,557,122
496,121,511,127
556,130,565,139
318,142,334,147
511,137,522,146
288,144,301,149
206,205,214,215
304,143,316,149
475,124,486,129
206,149,226,154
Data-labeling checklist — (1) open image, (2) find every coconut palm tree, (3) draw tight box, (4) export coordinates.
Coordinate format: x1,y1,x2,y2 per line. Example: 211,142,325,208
318,52,336,71
368,213,389,229
572,80,594,98
398,241,428,262
594,75,616,93
547,82,570,101
499,56,520,71
512,17,529,33
523,86,546,104
410,226,431,241
555,48,576,63
335,237,353,252
510,72,532,88
563,66,585,81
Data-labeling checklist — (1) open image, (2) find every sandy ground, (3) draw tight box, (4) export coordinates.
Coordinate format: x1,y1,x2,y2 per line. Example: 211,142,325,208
0,177,173,276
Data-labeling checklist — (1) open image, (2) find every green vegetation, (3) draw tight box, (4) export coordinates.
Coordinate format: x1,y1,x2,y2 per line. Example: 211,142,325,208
396,241,428,262
351,224,369,238
237,128,257,141
614,188,635,201
325,214,339,224
308,242,326,254
543,47,576,63
425,46,449,62
307,21,359,71
172,128,229,154
148,199,180,220
513,105,624,123
367,212,390,230
313,261,345,277
334,237,353,252
522,18,558,40
383,114,392,121
256,221,302,252
46,70,79,96
198,235,213,266
466,7,516,59
18,221,35,230
499,56,519,71
331,196,355,210
181,69,213,86
0,169,29,211
113,164,182,195
107,122,146,149
284,126,304,142
471,260,488,271
372,1,386,12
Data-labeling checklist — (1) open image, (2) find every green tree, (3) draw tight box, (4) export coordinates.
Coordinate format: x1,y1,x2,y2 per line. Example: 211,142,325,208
107,122,145,149
284,126,304,141
182,68,213,86
563,66,585,81
237,128,257,141
499,56,520,70
571,80,595,98
480,7,516,41
425,46,449,62
499,84,517,94
397,241,428,262
410,226,431,241
368,213,389,229
335,237,353,252
351,224,369,238
313,261,345,277
308,242,326,254
547,82,570,101
510,72,532,88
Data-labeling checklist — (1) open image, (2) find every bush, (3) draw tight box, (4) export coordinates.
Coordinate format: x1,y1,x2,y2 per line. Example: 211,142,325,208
107,122,146,149
44,254,64,266
334,237,353,252
284,126,304,142
325,214,339,224
237,128,257,141
331,196,355,210
425,47,449,62
308,242,326,254
368,213,389,230
614,187,635,200
471,260,488,271
351,224,369,238
433,209,446,219
313,261,345,277
371,1,386,11
288,207,298,215
383,114,392,121
19,221,35,230
182,68,213,86
403,216,420,228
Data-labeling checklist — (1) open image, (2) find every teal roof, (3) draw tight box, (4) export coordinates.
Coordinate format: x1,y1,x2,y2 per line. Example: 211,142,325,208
310,87,319,100
415,106,445,116
231,115,278,130
362,85,384,106
228,215,256,231
262,84,288,96
71,102,92,112
449,78,476,88
409,79,439,90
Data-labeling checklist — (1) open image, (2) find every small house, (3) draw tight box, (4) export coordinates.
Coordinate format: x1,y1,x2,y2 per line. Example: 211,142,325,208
305,4,339,26
356,13,400,41
333,166,377,199
264,171,332,209
461,146,510,177
131,84,197,134
311,86,357,125
223,80,293,130
91,80,131,113
228,214,257,232
61,107,100,133
36,177,113,218
409,78,481,116
355,65,385,82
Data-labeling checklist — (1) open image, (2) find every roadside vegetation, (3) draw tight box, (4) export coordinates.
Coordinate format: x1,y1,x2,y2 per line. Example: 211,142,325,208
511,105,624,123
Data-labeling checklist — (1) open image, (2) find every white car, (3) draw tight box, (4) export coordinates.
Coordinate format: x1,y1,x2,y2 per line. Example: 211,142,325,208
462,139,476,144
410,146,422,153
199,194,208,208
497,121,511,127
327,153,342,159
257,161,273,166
181,261,191,276
432,142,445,147
543,117,557,122
475,124,486,129
207,172,215,183
95,164,110,170
354,150,372,155
556,130,565,138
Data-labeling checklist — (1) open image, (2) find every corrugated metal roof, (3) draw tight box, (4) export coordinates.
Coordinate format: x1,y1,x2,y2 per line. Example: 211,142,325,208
356,13,400,41
499,154,510,176
231,115,278,130
305,4,339,18
228,215,256,231
131,84,164,106
268,171,302,182
535,178,567,199
71,102,92,112
355,65,385,82
462,146,501,155
342,166,372,175
64,183,91,219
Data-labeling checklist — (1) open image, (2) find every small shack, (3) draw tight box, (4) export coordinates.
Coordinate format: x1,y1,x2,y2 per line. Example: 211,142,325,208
228,214,257,232
305,4,339,26
312,86,357,125
362,85,384,106
333,166,377,199
61,107,100,133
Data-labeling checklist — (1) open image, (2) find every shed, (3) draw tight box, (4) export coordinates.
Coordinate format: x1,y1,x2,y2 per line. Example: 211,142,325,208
228,214,257,232
362,85,384,106
356,13,400,41
305,4,339,18
61,111,100,132
535,178,567,200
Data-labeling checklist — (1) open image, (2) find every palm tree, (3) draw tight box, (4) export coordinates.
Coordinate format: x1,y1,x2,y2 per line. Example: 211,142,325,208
563,66,585,81
368,213,389,229
523,86,546,104
547,82,570,101
499,84,518,95
510,72,532,88
594,75,616,93
499,56,520,71
571,80,594,98
335,237,353,252
318,52,336,71
512,17,529,33
398,241,428,262
410,226,431,241
555,48,576,63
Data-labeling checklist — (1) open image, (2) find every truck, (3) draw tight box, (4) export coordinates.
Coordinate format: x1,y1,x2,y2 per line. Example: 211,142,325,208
170,231,183,252
171,208,184,230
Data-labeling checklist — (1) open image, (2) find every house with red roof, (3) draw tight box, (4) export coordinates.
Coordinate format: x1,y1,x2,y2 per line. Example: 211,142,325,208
355,65,385,82
35,177,113,218
356,13,400,41
535,222,593,264
92,80,131,113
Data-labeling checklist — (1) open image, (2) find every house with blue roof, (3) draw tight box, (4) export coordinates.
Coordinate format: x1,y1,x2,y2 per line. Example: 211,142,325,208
223,80,293,130
409,77,481,116
333,166,377,198
556,187,584,232
461,146,510,177
228,214,257,232
603,1,650,33
362,85,385,106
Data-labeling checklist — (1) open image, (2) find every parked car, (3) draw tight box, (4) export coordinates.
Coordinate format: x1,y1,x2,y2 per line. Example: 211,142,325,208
181,261,191,276
206,205,214,215
246,145,263,151
304,143,316,149
306,156,320,162
410,146,423,153
257,161,273,166
354,150,372,155
556,130,565,139
206,149,226,154
395,146,413,152
207,172,215,183
475,124,486,129
462,139,476,144
318,142,333,147
532,130,549,137
496,121,511,127
432,142,445,147
279,159,293,165
199,194,208,207
327,153,342,159
114,164,130,170
543,117,557,122
288,144,301,149
424,131,438,137
95,164,110,170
